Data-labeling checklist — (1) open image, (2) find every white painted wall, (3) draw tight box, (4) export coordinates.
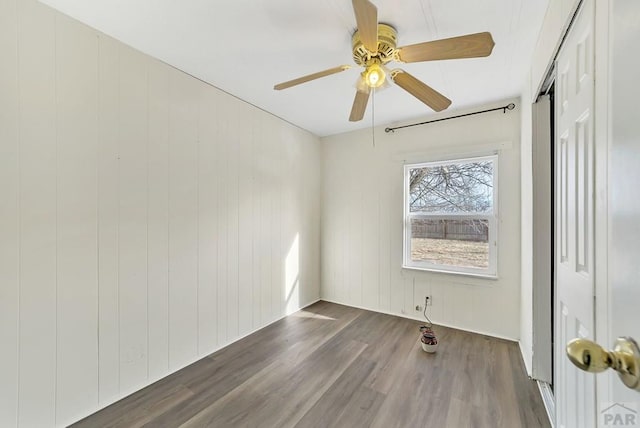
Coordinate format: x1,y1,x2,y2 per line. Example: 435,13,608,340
0,0,321,426
321,99,522,340
519,0,581,376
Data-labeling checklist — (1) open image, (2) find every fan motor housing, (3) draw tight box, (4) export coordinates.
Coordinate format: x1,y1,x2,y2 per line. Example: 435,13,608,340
352,23,398,66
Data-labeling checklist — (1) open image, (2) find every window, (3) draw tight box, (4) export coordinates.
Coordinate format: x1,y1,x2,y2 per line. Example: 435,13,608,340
403,155,498,277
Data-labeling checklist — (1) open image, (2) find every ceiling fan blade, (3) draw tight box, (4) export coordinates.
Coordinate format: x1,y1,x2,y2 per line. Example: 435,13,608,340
396,32,495,63
349,88,370,122
391,70,451,112
352,0,378,54
274,65,351,90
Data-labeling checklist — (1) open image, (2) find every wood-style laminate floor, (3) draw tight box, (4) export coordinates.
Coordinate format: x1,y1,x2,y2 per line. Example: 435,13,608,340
72,301,551,428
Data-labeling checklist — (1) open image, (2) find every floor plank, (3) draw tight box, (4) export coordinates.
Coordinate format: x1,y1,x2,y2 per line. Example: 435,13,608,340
71,302,550,428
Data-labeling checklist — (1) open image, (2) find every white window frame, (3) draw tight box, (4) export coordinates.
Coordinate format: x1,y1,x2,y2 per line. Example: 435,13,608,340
402,154,499,278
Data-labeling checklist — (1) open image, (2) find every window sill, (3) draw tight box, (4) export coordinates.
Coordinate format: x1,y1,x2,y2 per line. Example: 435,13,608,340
402,265,498,281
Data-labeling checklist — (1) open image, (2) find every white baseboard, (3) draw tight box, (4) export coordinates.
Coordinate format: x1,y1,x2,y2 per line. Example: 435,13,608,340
519,340,533,376
319,298,519,343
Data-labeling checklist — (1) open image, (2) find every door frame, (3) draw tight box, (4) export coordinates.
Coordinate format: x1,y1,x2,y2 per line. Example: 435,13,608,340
531,88,556,423
529,0,612,424
593,0,611,411
532,92,553,388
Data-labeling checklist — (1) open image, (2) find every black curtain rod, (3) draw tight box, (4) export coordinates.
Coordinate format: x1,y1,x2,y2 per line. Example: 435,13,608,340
384,102,516,133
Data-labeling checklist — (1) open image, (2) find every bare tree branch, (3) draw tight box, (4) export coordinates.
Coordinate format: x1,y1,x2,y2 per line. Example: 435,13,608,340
409,161,493,213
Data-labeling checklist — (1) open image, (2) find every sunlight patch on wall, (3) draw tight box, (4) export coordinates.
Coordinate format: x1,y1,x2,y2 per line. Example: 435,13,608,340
285,233,300,315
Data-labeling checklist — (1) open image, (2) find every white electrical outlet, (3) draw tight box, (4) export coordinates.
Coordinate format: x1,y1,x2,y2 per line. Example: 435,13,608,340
425,295,432,306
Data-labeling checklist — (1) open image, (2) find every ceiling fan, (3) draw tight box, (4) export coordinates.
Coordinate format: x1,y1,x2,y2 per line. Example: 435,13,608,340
273,0,495,122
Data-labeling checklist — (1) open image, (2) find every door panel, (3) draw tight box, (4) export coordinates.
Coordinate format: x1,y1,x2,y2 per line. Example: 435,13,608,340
554,0,596,426
609,0,640,408
532,95,553,384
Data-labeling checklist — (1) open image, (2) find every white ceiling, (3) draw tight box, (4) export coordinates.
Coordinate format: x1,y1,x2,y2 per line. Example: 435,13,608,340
40,0,549,137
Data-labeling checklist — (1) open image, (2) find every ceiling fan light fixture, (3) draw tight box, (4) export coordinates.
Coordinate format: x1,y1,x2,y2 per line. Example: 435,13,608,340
364,63,386,88
273,0,496,122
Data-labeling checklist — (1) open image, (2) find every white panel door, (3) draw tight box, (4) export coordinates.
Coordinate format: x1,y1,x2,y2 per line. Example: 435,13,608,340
555,0,596,426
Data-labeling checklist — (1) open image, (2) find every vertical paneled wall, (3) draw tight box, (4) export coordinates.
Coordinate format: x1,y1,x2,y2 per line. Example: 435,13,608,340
0,1,321,426
321,99,522,340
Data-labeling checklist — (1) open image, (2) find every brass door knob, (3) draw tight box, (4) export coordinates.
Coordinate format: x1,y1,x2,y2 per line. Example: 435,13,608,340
566,337,640,391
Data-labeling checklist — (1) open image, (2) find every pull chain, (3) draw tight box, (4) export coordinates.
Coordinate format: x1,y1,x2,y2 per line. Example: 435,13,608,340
371,88,376,148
